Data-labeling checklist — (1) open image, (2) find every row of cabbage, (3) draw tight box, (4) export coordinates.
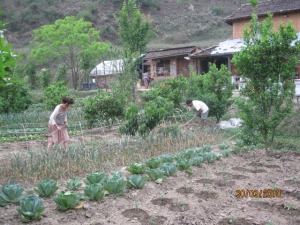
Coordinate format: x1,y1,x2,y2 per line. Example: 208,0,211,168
0,144,233,223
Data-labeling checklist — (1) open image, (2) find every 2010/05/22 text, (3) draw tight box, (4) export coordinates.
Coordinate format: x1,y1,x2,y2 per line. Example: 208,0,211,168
235,189,283,198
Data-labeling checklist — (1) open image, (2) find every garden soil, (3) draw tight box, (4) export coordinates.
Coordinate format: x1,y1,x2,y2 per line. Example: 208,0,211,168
0,128,300,225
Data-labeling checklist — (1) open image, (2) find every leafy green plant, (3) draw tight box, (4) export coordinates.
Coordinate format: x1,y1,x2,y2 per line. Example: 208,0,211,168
103,174,127,196
66,177,82,191
127,163,146,174
84,171,108,185
218,143,229,150
160,163,177,176
176,159,192,174
202,144,212,152
0,183,24,207
127,175,148,189
159,154,174,163
191,156,204,167
34,179,58,198
54,191,81,211
145,168,165,183
17,195,45,223
43,82,68,110
84,184,105,201
83,91,125,127
145,157,162,169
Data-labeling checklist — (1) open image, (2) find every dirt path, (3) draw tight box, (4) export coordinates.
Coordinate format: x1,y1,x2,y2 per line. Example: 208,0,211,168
0,148,299,225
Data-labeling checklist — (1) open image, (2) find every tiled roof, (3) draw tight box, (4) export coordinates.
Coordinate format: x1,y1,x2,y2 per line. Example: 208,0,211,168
144,46,196,59
225,0,300,25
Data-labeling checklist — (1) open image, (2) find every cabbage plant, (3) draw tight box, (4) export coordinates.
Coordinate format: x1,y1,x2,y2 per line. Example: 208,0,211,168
84,184,105,201
159,154,174,163
54,191,81,211
17,195,45,223
127,175,148,189
34,179,58,198
146,168,165,183
103,174,127,196
67,177,82,191
127,163,146,174
84,171,108,185
160,163,177,176
145,157,162,169
0,183,23,207
176,159,193,174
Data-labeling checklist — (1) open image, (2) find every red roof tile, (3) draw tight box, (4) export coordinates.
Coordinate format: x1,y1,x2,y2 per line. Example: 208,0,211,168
225,0,300,25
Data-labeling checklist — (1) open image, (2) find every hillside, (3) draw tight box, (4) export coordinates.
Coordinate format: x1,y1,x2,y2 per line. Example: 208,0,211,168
1,0,248,51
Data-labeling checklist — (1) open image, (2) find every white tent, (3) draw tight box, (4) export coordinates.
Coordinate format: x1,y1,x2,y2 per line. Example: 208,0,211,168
90,59,123,77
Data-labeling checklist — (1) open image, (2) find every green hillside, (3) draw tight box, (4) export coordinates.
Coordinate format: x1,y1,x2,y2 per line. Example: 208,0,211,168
1,0,248,51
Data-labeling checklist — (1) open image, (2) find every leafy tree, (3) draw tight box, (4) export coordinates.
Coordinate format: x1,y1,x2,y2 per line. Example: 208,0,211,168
56,64,67,84
116,0,151,102
43,82,69,110
232,4,300,146
201,64,233,123
24,61,38,89
30,16,111,89
39,69,52,89
0,16,17,87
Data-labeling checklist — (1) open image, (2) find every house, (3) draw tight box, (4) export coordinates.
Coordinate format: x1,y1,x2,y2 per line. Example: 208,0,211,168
142,46,200,79
90,59,123,88
190,0,300,83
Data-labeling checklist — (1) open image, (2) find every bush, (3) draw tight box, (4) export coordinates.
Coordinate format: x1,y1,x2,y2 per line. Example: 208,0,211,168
82,90,125,127
0,82,32,113
43,82,69,110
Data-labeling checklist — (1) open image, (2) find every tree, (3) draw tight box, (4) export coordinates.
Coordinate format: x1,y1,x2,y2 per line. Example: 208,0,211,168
232,2,300,146
201,64,233,123
0,16,17,87
30,16,111,89
116,0,151,102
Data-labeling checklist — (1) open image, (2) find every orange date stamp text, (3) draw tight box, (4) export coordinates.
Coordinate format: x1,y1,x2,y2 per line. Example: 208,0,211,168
235,189,283,198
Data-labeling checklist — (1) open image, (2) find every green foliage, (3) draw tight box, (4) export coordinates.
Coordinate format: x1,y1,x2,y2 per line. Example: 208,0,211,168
159,154,174,163
34,179,58,198
191,156,204,167
127,163,146,174
17,195,45,223
103,172,127,196
232,12,300,146
145,157,162,169
39,69,52,89
66,178,82,191
84,184,105,201
30,16,110,89
141,76,188,108
201,64,233,123
54,191,81,211
82,91,125,127
117,0,150,58
43,82,68,110
0,82,32,113
0,17,17,86
56,64,67,84
160,163,177,176
176,159,192,174
84,171,108,185
0,183,23,207
120,97,174,136
24,61,38,89
127,174,148,189
145,168,165,183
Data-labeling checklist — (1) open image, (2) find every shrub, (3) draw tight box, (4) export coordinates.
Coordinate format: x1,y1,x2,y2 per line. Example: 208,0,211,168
43,82,69,110
83,90,125,127
17,195,45,223
0,82,32,113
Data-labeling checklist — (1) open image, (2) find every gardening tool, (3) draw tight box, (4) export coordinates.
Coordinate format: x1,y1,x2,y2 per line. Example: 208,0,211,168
46,125,66,137
181,115,198,127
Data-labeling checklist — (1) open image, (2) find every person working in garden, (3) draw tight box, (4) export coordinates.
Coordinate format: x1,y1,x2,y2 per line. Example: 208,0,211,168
143,71,153,89
47,96,74,151
186,99,209,126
